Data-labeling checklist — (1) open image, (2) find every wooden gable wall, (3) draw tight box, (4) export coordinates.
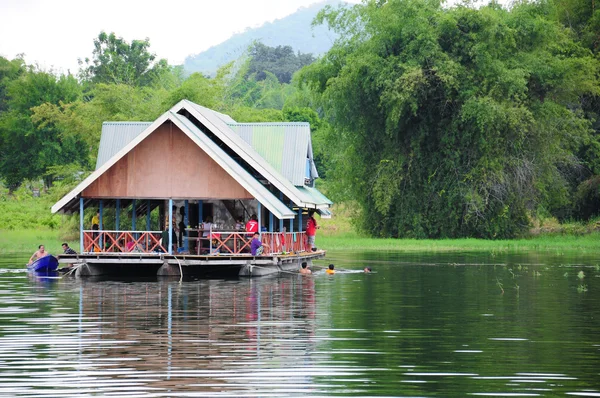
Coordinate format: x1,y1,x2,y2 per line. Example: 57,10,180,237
82,122,254,200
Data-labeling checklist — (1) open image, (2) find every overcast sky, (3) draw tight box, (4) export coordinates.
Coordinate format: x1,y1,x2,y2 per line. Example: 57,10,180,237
0,0,358,74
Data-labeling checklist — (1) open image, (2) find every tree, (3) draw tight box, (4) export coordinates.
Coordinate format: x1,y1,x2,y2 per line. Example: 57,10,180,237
247,42,315,84
79,31,171,87
0,68,88,190
301,0,600,238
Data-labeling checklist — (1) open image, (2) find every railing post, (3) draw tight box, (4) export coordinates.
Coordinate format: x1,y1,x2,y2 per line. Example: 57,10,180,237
298,208,303,233
79,197,84,253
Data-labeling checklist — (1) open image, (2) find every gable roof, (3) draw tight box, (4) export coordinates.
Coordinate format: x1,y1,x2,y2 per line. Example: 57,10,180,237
174,100,327,208
52,100,332,215
51,111,297,219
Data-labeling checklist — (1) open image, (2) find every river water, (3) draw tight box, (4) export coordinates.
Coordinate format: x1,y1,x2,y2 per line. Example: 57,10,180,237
0,250,598,397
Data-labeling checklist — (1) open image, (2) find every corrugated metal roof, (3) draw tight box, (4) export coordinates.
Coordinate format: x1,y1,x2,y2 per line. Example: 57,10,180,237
228,123,312,186
297,186,333,207
95,122,151,170
74,100,331,212
179,100,331,207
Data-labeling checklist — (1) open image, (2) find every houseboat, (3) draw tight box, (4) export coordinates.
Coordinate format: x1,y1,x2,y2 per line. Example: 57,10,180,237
51,100,332,277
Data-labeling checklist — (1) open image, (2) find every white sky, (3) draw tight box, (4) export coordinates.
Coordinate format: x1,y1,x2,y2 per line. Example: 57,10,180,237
0,0,358,74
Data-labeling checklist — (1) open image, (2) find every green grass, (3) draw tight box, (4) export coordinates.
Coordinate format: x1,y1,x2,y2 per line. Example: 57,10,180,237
0,229,68,255
318,232,600,254
3,229,600,256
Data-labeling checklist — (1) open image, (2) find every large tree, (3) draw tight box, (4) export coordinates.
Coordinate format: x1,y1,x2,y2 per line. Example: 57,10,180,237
0,67,88,190
79,31,170,87
301,0,600,238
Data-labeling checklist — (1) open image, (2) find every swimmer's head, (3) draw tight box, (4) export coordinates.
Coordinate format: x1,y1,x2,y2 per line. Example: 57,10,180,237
328,264,334,270
364,267,372,273
301,262,308,269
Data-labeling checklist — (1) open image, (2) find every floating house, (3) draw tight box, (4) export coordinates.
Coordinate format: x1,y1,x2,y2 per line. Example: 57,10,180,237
51,100,332,277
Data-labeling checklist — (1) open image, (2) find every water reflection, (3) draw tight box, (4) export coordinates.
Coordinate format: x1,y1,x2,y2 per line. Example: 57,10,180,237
0,251,599,397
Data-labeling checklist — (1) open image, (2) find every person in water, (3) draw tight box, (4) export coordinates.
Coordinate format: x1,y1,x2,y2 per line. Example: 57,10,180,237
299,261,312,275
28,244,49,264
326,264,335,274
364,267,372,273
62,243,76,255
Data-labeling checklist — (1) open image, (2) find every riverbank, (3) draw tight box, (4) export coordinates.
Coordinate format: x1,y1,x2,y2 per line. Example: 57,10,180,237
2,228,600,256
319,233,600,254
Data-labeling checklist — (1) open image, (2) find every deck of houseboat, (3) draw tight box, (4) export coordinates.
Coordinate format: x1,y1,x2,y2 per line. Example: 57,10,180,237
58,250,326,278
59,229,325,277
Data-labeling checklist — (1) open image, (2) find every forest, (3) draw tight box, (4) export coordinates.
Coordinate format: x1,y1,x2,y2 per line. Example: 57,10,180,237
1,0,599,240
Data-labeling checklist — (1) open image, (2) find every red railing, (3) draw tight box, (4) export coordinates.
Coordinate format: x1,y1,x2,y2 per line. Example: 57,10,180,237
83,230,307,256
196,230,307,255
83,230,166,254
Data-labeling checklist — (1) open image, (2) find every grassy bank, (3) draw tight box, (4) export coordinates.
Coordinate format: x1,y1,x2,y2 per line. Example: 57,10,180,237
318,233,600,254
2,228,600,256
0,229,66,255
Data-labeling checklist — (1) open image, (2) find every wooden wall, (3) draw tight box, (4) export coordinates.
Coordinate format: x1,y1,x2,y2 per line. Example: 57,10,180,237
83,122,254,200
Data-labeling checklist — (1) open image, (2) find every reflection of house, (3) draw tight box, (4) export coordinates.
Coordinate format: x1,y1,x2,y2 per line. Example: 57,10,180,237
51,100,331,267
73,278,317,393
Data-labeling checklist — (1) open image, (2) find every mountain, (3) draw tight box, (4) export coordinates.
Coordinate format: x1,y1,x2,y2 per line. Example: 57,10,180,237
184,0,345,76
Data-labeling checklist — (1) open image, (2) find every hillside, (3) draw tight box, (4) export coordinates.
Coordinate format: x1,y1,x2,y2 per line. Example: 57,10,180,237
184,0,345,75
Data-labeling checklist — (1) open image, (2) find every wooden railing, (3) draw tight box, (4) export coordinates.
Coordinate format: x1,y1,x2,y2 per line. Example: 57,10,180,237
195,230,307,255
83,230,166,254
83,230,307,256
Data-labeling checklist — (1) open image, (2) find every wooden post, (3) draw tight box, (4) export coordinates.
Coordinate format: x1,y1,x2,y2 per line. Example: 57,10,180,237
258,202,262,237
289,202,294,233
198,200,203,226
132,199,137,231
115,199,120,232
298,208,303,232
279,192,284,232
184,200,189,252
168,199,173,255
269,211,273,232
99,200,104,230
99,199,104,252
146,200,151,230
79,197,84,253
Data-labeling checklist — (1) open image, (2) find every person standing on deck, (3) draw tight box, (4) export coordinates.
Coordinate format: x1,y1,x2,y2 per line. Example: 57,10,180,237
91,211,99,230
245,214,259,234
306,210,319,252
28,245,49,264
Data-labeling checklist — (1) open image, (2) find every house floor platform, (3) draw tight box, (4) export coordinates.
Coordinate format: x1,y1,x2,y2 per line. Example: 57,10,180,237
57,250,326,278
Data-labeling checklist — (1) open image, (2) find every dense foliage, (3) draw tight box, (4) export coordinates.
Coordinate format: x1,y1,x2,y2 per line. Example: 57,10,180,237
0,36,322,195
300,0,600,238
2,0,600,240
247,42,315,83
